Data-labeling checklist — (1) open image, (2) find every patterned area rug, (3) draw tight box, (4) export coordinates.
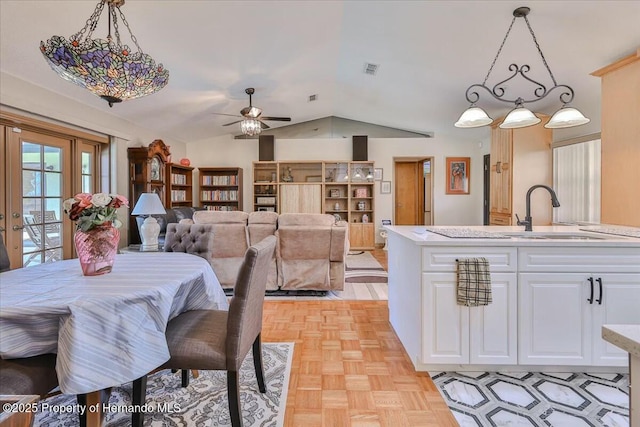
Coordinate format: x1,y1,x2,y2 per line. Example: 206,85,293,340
328,282,388,300
34,342,293,427
431,371,630,426
345,251,388,283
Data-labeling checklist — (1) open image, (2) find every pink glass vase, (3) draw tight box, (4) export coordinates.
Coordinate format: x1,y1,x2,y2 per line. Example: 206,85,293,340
74,223,120,276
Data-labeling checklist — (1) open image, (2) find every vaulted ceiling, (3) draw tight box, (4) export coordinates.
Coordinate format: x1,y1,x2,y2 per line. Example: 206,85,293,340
1,1,638,144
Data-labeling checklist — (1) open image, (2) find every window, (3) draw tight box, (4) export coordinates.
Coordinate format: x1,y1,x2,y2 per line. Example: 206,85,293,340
552,136,601,224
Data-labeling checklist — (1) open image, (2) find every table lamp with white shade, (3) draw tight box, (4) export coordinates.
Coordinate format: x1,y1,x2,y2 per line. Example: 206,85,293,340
131,193,166,251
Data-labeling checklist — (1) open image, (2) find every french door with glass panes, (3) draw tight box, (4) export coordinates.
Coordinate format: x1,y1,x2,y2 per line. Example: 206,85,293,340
5,129,74,268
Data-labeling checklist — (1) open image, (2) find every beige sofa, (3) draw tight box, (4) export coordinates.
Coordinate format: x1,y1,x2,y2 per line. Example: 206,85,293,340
168,211,348,292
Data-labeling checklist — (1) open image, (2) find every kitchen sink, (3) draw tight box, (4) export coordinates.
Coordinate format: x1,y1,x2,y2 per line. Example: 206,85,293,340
502,232,606,240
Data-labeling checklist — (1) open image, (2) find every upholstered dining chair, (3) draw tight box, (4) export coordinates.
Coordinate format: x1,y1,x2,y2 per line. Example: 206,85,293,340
162,223,218,385
0,233,10,272
0,354,59,397
133,235,277,427
0,354,94,426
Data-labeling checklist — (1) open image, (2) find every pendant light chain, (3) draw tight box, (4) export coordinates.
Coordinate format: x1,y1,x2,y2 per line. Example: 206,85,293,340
482,16,517,86
73,1,106,42
116,5,144,53
523,16,558,86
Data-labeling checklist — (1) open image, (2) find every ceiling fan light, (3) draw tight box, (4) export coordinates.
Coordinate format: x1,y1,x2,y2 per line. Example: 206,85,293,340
240,118,262,136
499,106,541,129
454,106,493,128
545,106,590,129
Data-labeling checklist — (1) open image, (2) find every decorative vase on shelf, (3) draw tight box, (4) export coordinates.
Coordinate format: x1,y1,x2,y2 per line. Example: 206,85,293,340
74,223,120,276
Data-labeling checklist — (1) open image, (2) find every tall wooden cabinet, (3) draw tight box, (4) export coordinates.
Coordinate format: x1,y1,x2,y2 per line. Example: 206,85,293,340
198,167,243,211
127,139,171,244
166,164,194,208
252,160,376,249
489,118,552,226
592,49,640,227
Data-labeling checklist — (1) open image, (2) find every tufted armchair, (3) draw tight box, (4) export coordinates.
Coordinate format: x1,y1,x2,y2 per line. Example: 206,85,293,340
163,223,215,260
191,211,250,289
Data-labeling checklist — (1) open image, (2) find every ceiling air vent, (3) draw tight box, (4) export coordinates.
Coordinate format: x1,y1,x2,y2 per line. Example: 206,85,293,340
364,62,379,76
308,94,318,102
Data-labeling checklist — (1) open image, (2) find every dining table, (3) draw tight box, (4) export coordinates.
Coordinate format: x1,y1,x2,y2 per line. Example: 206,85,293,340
0,252,229,425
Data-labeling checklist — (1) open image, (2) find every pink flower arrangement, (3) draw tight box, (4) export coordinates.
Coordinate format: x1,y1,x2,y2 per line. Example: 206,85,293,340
63,193,129,232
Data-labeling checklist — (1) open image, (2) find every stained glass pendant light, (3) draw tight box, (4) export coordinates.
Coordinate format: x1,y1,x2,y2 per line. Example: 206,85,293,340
40,0,169,107
454,6,589,129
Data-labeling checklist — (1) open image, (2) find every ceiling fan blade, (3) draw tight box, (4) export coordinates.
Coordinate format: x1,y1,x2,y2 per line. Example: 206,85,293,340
260,116,291,122
260,121,271,130
212,113,242,117
223,120,243,126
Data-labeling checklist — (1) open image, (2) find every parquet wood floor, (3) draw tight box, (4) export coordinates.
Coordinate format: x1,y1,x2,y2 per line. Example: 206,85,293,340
261,249,458,426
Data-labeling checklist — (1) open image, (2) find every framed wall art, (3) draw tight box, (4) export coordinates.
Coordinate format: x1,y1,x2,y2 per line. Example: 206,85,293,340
445,157,470,195
380,181,391,194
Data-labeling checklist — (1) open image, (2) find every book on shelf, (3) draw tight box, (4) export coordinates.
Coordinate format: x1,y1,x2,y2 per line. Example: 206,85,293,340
171,173,187,185
204,205,238,211
171,190,187,202
202,175,238,186
201,190,238,201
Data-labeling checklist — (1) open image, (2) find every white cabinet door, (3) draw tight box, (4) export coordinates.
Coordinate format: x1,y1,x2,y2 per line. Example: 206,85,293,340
519,273,591,365
422,273,469,364
591,273,640,366
470,273,518,365
422,272,517,365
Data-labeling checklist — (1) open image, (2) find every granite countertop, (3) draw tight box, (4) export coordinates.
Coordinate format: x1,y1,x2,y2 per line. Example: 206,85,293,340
384,225,640,247
602,325,640,357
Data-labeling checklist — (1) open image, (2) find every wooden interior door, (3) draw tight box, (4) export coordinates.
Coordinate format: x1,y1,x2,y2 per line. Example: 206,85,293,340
394,161,421,225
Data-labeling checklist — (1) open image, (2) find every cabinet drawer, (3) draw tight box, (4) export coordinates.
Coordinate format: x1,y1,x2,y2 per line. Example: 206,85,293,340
519,247,640,273
490,213,511,226
422,247,517,272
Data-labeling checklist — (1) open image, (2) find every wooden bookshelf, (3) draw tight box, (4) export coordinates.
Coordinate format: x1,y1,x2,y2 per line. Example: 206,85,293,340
198,167,243,211
166,163,194,207
252,160,376,249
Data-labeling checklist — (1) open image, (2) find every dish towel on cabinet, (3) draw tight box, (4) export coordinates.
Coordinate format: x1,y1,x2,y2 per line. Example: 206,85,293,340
456,257,492,306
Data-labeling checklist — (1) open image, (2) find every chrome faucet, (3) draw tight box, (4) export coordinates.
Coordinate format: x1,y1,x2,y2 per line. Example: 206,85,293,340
516,185,561,232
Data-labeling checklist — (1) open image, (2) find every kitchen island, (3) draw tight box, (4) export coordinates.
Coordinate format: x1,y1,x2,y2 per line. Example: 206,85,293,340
385,225,640,372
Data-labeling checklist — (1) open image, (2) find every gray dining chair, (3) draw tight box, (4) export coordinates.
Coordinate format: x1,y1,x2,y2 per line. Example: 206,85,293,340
0,233,10,272
133,235,277,427
0,354,58,397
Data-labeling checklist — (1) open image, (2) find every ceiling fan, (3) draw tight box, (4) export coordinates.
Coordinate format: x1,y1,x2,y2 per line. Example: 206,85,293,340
215,88,291,130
